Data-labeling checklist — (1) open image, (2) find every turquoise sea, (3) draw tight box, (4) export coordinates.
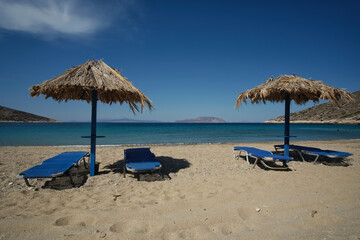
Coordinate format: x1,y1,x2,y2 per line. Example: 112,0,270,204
0,123,359,146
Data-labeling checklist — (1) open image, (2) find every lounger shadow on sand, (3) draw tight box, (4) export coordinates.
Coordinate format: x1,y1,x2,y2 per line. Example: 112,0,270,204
105,150,190,181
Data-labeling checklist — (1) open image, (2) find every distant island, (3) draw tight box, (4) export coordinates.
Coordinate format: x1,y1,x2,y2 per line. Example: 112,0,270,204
0,106,58,122
102,118,161,123
266,90,360,124
175,116,227,123
104,117,227,123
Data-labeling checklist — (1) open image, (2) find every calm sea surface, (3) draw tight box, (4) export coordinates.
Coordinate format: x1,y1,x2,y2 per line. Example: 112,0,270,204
0,123,359,146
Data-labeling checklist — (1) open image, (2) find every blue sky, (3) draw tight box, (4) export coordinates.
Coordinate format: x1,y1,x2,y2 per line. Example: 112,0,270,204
0,0,359,122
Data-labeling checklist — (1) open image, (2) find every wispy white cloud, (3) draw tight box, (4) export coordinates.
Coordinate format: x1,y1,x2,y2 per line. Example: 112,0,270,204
0,0,136,37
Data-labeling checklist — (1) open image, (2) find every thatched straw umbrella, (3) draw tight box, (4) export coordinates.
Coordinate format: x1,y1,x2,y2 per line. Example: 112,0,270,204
235,74,353,157
30,60,153,176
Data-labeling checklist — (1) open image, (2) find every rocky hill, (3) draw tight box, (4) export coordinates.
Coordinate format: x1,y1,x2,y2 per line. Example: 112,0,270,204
175,117,227,123
0,106,58,122
266,90,360,124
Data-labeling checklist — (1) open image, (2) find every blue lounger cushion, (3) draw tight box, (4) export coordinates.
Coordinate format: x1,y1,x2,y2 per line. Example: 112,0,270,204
234,147,292,162
308,150,351,157
18,151,89,179
125,148,155,162
124,148,161,175
41,151,89,165
126,162,162,172
19,163,75,178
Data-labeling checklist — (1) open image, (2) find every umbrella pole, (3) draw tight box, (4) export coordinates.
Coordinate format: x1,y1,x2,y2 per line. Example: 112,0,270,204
284,92,290,157
90,90,97,176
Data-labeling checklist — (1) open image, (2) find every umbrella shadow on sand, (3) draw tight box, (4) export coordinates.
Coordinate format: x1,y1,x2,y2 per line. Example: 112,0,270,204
42,164,89,190
104,156,191,182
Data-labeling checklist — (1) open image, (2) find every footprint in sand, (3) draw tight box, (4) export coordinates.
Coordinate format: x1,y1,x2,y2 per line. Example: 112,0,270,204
109,222,126,233
237,207,254,221
110,220,160,234
55,216,73,226
43,208,58,215
209,221,250,236
208,224,233,236
220,224,234,235
5,202,17,207
54,215,95,228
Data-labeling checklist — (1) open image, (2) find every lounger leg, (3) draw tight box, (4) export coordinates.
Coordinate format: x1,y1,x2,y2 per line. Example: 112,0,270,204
296,150,305,162
123,166,126,178
282,161,288,168
253,157,259,169
234,150,241,160
68,174,77,186
83,156,90,169
313,155,320,164
233,149,237,160
245,152,251,167
24,178,35,187
75,165,79,179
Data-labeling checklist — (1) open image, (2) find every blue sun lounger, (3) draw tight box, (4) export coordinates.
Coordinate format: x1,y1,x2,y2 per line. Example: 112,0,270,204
274,144,352,164
17,151,89,187
124,148,162,177
233,146,292,170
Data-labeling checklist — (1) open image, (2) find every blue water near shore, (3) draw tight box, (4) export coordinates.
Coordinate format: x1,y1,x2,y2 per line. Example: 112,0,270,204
0,122,359,146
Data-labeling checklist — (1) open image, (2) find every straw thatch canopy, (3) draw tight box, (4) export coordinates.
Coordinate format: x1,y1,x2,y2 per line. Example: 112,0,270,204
29,60,153,113
235,74,354,107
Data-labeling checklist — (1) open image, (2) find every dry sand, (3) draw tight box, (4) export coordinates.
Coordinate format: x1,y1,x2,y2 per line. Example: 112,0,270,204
0,140,359,240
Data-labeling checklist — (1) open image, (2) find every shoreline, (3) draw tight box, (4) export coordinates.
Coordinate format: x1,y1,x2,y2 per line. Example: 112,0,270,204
1,138,360,148
1,121,360,125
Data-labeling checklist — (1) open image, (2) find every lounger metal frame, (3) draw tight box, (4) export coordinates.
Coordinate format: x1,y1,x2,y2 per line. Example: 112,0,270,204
233,147,291,170
274,145,351,164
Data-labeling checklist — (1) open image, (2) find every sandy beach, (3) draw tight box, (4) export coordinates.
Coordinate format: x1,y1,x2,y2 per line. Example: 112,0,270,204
0,140,359,240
